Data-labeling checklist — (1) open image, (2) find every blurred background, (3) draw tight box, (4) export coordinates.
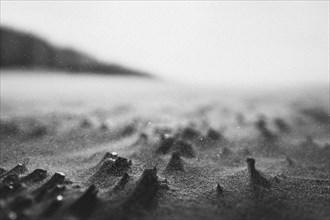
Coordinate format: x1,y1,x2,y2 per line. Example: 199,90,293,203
1,1,328,87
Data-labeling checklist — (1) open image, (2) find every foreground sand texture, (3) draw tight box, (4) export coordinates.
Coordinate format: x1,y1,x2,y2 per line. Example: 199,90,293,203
0,73,329,220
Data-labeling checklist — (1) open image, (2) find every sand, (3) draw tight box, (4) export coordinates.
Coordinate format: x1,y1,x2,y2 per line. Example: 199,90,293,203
0,72,329,220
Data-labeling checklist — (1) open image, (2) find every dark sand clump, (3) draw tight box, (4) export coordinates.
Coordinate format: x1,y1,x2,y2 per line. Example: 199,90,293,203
179,126,201,140
156,134,175,154
274,117,291,133
156,135,196,158
172,139,196,158
124,167,159,210
165,151,185,172
246,157,271,189
88,152,132,188
300,107,330,124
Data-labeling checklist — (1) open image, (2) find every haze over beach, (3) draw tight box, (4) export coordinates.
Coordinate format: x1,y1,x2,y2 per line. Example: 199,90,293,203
1,1,328,86
0,1,329,220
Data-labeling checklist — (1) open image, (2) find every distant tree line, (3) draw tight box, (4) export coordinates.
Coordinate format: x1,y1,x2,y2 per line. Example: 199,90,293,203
0,26,149,77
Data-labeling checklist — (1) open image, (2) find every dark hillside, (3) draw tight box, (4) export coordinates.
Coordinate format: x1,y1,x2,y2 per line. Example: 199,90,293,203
0,26,150,77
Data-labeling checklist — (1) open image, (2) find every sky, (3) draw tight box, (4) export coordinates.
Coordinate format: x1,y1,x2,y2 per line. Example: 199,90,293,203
0,1,329,87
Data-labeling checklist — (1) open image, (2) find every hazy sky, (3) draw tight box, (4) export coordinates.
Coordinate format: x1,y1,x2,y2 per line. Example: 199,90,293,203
1,1,329,86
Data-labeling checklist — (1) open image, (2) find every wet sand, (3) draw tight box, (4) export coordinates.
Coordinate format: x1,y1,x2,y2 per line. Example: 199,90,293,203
0,72,329,220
